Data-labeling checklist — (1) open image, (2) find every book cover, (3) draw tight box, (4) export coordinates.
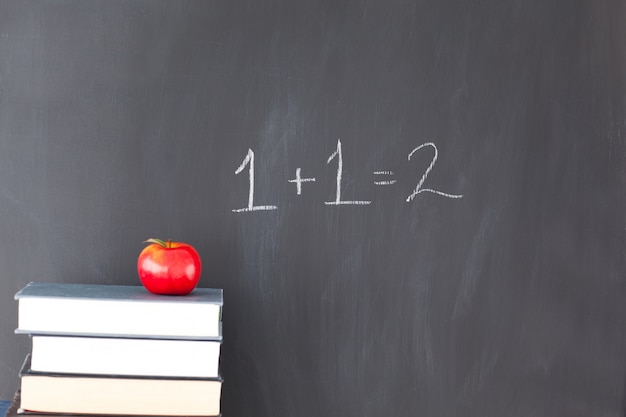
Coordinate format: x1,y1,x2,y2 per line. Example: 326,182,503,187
18,355,222,416
4,391,21,417
30,335,221,378
5,390,222,417
15,283,223,340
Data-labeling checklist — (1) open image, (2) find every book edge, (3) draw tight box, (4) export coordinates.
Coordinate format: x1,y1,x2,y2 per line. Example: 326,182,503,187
15,283,223,305
10,390,221,417
15,329,223,341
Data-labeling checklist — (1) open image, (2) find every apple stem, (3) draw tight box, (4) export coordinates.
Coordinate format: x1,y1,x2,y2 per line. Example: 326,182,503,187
143,238,167,248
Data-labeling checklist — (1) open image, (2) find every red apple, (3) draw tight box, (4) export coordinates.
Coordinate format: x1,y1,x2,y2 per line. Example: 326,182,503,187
137,238,202,295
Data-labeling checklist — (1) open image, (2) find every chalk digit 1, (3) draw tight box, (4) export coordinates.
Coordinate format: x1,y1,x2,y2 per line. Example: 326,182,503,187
325,139,371,206
232,148,278,212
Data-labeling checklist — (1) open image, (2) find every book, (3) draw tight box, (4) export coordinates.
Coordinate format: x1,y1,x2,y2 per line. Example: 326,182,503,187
15,282,223,340
18,355,222,416
30,335,221,378
1,396,10,417
3,391,20,417
6,390,206,417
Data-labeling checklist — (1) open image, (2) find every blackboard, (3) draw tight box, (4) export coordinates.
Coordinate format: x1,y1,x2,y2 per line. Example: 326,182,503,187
1,1,625,416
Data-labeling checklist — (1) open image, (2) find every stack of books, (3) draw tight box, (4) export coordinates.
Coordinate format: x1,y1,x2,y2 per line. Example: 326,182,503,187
10,282,223,416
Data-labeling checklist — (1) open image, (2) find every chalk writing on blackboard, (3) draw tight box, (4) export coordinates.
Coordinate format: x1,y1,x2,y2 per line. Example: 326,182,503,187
232,148,278,213
406,142,463,202
288,167,316,196
373,171,397,186
325,140,372,206
232,140,462,213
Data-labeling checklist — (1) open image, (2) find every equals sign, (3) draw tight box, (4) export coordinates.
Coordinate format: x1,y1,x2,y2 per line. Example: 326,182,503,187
373,171,397,185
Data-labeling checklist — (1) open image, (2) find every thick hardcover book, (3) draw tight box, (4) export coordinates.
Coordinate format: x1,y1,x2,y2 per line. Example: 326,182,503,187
5,390,221,417
1,397,10,417
4,391,21,417
15,282,222,340
30,335,221,378
18,356,222,416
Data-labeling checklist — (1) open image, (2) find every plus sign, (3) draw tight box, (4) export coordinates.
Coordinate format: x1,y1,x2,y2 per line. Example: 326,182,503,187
288,167,316,195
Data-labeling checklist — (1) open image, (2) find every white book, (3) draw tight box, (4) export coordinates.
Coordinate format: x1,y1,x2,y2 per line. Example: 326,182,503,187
15,282,223,340
19,355,222,416
31,335,221,378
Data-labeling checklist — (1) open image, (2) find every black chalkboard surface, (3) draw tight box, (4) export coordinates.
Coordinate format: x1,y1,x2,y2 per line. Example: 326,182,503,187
0,1,625,416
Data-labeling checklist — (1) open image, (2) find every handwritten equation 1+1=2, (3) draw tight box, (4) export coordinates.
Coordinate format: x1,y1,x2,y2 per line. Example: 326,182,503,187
232,139,463,213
